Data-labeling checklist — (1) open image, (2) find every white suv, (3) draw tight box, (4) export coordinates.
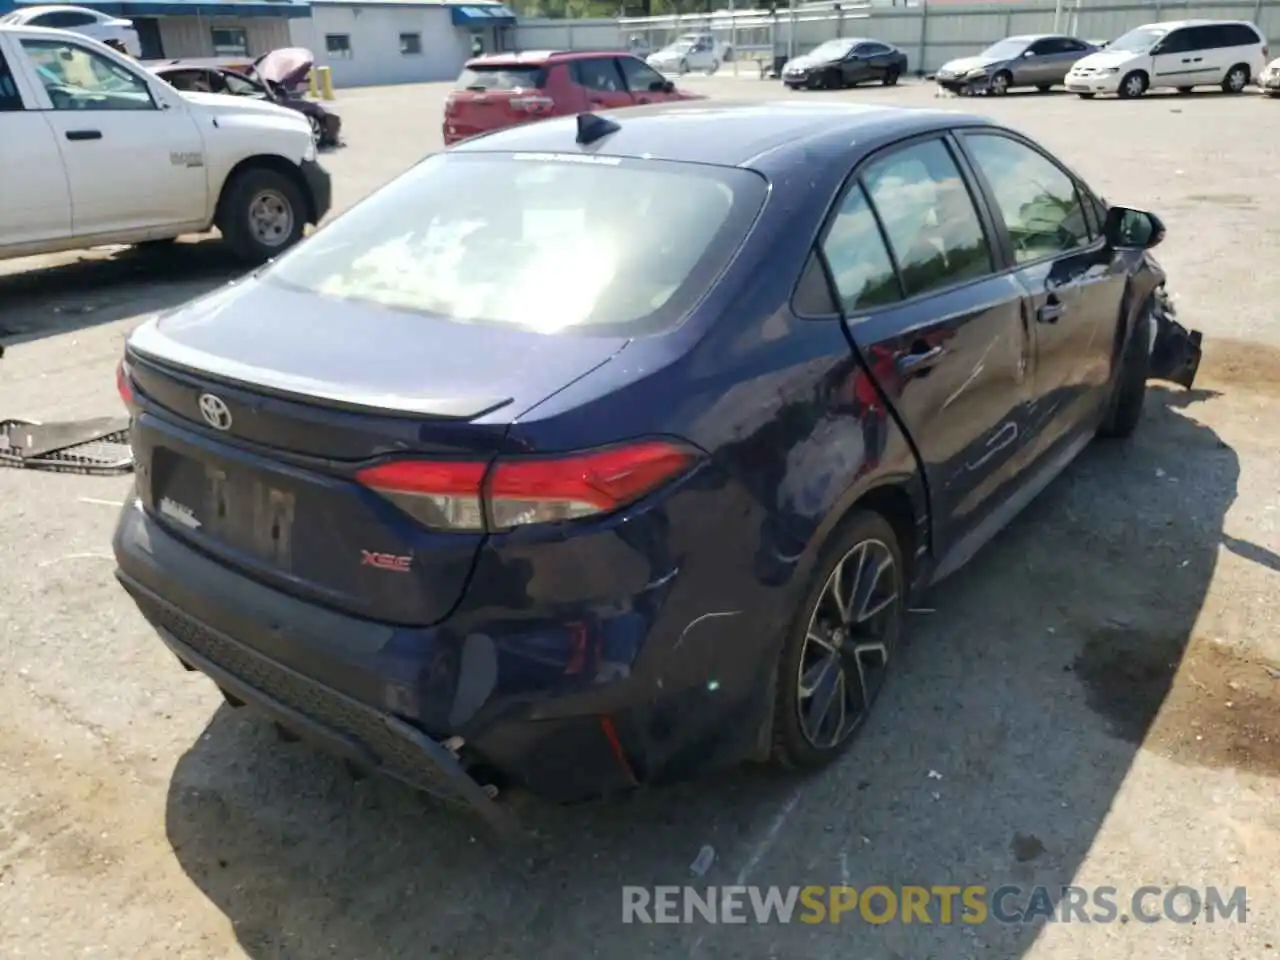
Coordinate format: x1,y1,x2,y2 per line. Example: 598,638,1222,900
0,5,140,57
1066,19,1267,98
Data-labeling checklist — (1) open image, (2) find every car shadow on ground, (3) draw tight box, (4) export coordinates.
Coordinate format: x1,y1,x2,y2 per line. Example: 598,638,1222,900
163,383,1239,958
0,239,247,348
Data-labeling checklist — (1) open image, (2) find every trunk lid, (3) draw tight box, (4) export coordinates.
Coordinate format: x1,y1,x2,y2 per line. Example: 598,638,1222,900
124,279,627,625
445,61,554,139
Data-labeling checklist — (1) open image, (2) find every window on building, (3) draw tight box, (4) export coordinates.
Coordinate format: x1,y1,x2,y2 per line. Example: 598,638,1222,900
400,32,422,56
210,27,248,57
325,34,352,59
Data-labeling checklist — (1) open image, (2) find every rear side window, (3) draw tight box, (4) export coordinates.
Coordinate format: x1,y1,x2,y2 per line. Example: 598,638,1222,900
455,65,546,91
571,57,625,92
861,139,994,298
1219,23,1262,47
819,184,901,314
0,51,23,111
261,154,768,337
963,133,1090,263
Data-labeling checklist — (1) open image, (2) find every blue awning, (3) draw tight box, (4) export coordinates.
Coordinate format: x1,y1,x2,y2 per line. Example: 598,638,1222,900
450,4,515,26
16,0,312,17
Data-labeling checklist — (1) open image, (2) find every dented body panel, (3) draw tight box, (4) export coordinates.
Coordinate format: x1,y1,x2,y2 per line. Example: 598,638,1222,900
112,102,1203,816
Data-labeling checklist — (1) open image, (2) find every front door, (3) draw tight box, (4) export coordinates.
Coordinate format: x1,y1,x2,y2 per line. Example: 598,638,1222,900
16,36,208,236
957,130,1120,451
0,39,71,248
616,55,677,105
821,135,1036,555
1151,27,1210,88
570,57,635,111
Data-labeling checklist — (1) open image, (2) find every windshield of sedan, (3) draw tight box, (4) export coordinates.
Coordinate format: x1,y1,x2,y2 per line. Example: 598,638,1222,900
979,38,1031,59
1107,26,1168,52
660,41,695,54
807,39,857,59
261,154,768,337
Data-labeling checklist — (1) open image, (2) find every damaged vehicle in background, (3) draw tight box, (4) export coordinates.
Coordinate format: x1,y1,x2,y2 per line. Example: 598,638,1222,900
111,102,1201,831
935,34,1099,94
152,47,342,148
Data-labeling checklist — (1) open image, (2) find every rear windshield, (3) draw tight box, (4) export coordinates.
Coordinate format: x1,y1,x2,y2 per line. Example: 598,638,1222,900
455,65,547,91
261,153,767,337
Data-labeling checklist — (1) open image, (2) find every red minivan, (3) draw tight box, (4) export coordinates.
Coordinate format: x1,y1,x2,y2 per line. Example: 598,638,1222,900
443,50,703,145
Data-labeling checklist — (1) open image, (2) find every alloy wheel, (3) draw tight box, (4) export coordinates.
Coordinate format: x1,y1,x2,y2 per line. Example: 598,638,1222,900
795,538,900,749
1226,67,1248,92
989,72,1010,95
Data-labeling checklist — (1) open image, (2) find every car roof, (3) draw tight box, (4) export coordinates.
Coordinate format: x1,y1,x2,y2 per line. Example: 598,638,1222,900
1140,18,1253,28
450,100,993,172
8,3,100,13
465,49,637,68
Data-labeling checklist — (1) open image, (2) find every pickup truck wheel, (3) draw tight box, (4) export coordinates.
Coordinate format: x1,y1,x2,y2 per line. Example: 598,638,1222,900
1098,302,1153,439
219,167,305,264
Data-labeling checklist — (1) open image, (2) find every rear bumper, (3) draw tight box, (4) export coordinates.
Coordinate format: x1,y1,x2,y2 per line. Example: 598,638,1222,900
299,158,332,223
113,498,771,809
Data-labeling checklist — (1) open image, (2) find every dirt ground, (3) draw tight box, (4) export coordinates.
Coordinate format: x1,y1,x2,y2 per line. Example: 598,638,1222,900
2,78,1280,959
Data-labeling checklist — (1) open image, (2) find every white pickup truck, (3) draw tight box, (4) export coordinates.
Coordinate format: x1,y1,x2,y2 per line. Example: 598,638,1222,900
0,24,331,265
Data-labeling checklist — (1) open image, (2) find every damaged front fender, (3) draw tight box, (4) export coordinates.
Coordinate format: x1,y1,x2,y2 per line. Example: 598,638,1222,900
1148,287,1202,389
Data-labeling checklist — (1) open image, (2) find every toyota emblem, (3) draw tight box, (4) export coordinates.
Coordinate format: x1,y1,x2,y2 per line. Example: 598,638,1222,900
198,393,233,431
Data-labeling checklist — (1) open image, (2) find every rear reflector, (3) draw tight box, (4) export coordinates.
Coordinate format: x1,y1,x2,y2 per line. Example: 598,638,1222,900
116,359,135,408
355,439,701,532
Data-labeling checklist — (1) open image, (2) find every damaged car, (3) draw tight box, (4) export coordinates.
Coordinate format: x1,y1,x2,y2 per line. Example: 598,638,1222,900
152,47,341,148
111,103,1201,831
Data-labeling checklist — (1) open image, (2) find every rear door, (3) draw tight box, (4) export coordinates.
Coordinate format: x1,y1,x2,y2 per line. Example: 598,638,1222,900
818,134,1036,556
445,61,551,141
0,36,71,248
570,56,635,111
957,129,1119,451
855,42,894,81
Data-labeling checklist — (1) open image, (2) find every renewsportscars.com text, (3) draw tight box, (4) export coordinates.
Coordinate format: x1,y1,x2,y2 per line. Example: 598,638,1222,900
621,885,1248,925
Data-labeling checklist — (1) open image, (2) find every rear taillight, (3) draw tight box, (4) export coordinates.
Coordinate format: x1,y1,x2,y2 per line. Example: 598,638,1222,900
355,440,701,532
510,95,554,115
116,359,135,409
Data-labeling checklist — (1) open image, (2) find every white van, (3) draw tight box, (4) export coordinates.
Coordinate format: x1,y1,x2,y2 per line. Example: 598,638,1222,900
0,24,330,264
1065,19,1268,98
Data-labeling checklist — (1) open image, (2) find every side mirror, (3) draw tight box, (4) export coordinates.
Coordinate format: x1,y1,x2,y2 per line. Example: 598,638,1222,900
1104,206,1165,249
660,79,675,93
1023,49,1037,57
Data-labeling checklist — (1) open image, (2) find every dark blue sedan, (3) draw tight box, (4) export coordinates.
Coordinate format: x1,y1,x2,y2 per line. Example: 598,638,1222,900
112,101,1202,828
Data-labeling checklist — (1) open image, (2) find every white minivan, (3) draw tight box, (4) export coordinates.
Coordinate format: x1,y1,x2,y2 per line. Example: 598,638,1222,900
1066,19,1268,98
0,24,330,264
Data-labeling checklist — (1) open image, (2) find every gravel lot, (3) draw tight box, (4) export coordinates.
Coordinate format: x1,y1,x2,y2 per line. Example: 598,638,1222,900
2,77,1279,959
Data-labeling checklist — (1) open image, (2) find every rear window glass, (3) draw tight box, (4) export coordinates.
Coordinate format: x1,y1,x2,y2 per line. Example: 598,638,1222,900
455,65,547,91
262,153,768,337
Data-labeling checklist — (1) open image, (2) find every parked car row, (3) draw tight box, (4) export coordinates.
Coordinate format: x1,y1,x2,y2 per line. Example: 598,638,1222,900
932,19,1271,99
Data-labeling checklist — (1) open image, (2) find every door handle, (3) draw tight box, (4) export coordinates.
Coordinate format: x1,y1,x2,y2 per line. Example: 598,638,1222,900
895,343,945,377
1037,298,1065,324
65,129,102,141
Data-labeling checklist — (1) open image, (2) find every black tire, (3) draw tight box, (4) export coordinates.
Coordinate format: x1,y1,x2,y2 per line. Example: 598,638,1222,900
989,70,1012,95
217,166,307,265
1077,92,1096,99
1118,70,1147,99
1098,302,1153,439
307,114,322,145
883,67,900,86
1268,91,1280,99
770,509,906,768
707,59,719,75
678,58,689,74
1222,64,1249,93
